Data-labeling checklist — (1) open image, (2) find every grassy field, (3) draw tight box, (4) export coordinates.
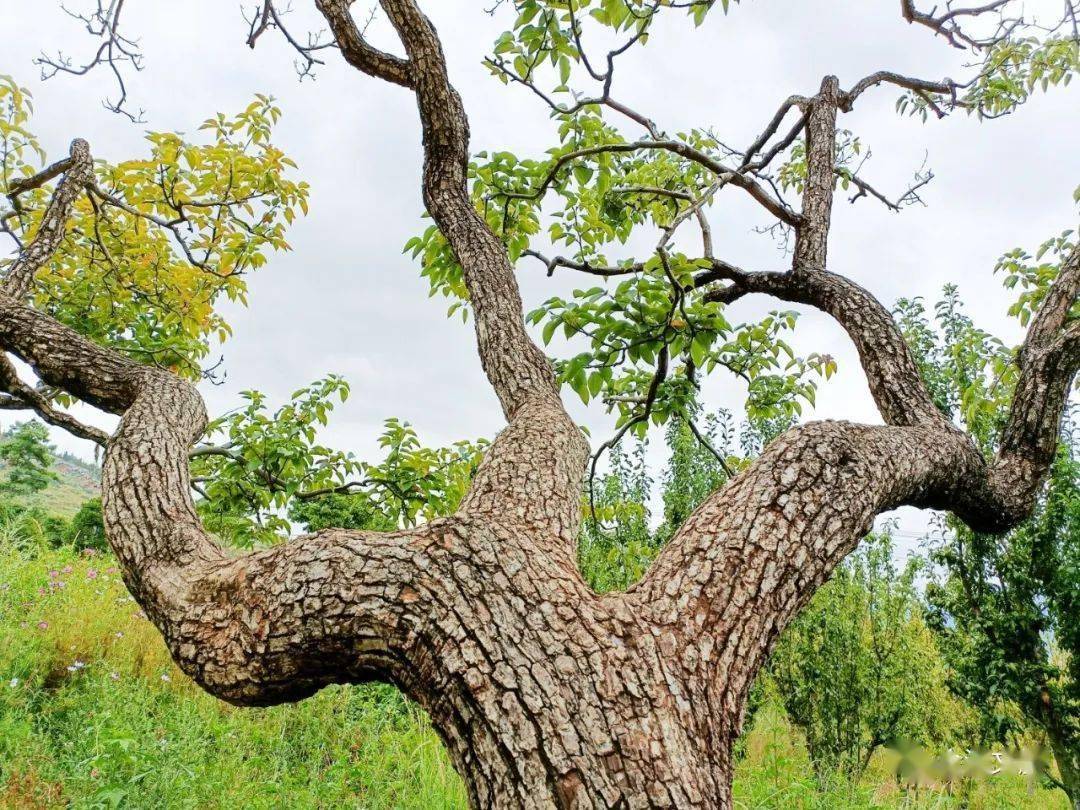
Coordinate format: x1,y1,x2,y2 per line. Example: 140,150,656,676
0,541,1069,809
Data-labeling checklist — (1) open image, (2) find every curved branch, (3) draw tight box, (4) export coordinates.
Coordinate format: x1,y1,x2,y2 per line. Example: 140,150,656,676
314,0,414,87
900,0,1012,49
0,287,439,705
842,70,963,113
987,243,1080,526
704,265,945,427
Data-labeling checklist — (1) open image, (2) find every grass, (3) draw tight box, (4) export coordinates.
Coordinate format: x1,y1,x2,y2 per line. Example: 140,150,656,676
0,541,1070,809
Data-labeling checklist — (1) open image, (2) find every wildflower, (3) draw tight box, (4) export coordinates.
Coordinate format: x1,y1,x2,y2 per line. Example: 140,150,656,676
82,548,98,557
66,660,86,673
86,569,98,580
61,565,72,574
160,674,171,682
48,570,59,579
89,768,100,778
114,631,124,639
106,567,117,575
8,678,18,688
108,672,120,681
36,621,48,630
37,587,46,596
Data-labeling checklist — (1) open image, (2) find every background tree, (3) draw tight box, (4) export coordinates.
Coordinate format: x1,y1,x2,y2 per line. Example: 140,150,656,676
0,420,57,498
1,0,1078,807
899,287,1080,805
770,530,960,785
65,495,106,551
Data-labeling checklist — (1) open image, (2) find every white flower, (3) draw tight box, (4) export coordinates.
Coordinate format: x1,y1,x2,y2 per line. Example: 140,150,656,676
66,660,86,673
160,674,171,682
8,678,18,688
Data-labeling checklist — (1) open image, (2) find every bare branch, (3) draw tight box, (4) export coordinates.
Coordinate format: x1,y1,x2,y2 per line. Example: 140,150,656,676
844,164,935,212
498,138,799,227
900,0,1012,49
35,0,146,121
244,0,338,79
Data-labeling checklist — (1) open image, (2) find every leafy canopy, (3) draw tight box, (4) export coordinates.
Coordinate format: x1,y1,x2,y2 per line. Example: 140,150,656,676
0,76,309,379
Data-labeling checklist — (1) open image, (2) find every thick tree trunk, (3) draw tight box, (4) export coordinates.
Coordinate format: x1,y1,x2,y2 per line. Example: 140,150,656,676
1,2,1078,808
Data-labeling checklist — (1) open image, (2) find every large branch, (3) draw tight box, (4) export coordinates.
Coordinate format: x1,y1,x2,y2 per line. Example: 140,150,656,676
987,243,1080,525
630,66,1078,721
315,0,589,546
0,353,108,445
0,288,438,700
634,252,1078,719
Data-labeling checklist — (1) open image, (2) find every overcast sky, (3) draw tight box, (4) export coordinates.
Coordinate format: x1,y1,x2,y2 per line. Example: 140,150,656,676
2,0,1078,542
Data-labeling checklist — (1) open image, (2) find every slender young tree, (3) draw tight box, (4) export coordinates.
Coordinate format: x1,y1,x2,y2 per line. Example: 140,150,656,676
0,420,57,497
2,1,1079,807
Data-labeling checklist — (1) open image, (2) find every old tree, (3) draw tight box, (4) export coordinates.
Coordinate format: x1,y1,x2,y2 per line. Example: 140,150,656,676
2,0,1080,806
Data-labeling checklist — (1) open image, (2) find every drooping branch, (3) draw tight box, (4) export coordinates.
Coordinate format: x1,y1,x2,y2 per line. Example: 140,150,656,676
842,70,963,114
0,353,108,445
843,166,934,211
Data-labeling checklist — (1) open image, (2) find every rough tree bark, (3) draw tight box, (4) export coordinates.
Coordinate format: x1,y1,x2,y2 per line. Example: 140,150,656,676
1,1,1078,807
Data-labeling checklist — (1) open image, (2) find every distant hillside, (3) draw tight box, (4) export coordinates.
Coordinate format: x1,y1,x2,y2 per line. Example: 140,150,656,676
0,449,100,519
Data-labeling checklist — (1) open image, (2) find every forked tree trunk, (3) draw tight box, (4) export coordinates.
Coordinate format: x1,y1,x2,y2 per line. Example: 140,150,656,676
1,1,1078,808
